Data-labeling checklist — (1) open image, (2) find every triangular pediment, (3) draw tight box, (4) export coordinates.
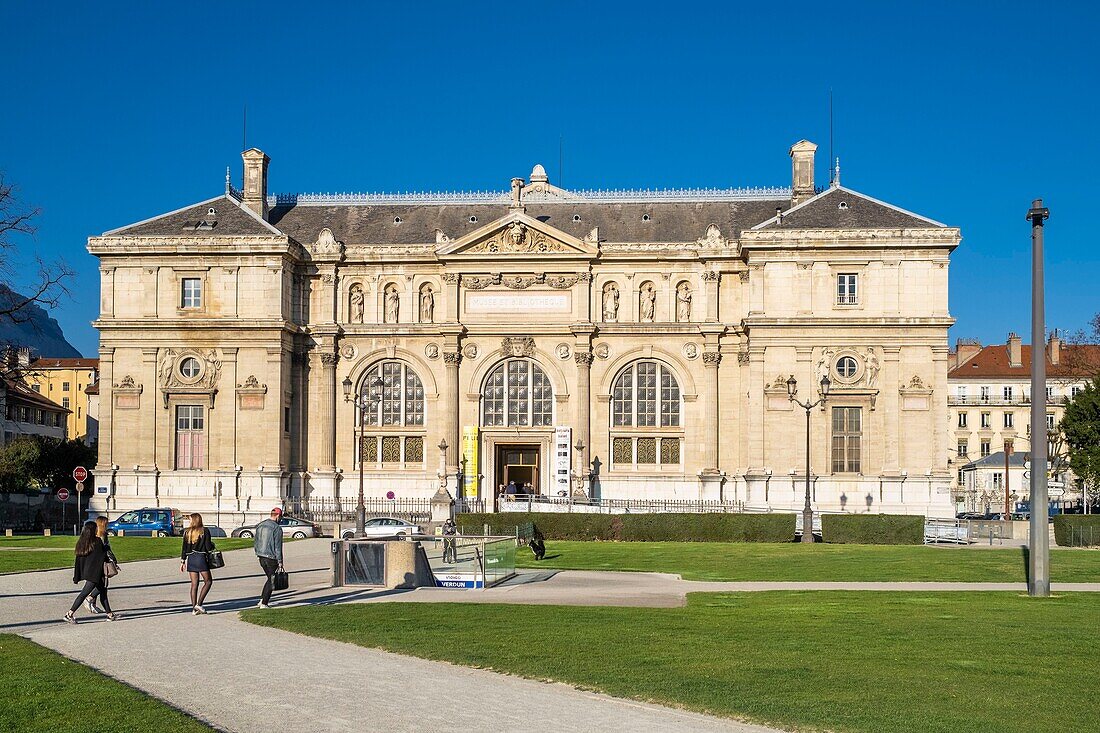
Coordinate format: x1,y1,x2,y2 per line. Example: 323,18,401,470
437,212,598,258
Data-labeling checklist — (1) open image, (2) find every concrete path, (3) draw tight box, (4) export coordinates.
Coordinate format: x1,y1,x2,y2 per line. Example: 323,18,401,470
0,540,781,733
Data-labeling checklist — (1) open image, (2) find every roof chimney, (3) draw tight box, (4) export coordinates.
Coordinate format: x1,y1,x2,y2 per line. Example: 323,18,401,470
1007,332,1022,368
1048,330,1061,366
241,148,270,220
954,338,982,368
789,140,817,205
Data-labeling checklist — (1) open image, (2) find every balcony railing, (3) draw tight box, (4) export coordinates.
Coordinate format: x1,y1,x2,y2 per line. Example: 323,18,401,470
949,396,1032,406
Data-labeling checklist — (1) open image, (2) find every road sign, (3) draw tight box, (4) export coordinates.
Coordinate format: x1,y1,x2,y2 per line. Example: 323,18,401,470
1048,481,1066,489
1023,471,1030,480
1049,488,1066,497
56,487,70,501
75,481,85,493
73,466,88,483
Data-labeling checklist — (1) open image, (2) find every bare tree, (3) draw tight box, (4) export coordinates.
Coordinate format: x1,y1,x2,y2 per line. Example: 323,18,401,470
0,173,72,324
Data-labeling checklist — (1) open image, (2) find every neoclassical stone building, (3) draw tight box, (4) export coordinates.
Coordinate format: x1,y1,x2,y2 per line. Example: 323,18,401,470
88,140,960,522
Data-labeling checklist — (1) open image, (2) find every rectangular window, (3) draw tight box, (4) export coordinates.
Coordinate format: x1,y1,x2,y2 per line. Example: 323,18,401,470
31,384,40,393
62,381,71,392
831,406,862,473
1004,412,1014,429
659,438,681,465
1003,386,1013,401
992,472,1003,491
283,406,291,433
62,397,70,409
1046,386,1054,399
837,273,858,305
175,405,205,469
1071,385,1082,399
957,468,965,485
181,278,202,309
980,412,991,429
636,437,657,464
1047,413,1056,430
957,412,968,429
980,386,990,402
980,440,991,457
957,440,968,458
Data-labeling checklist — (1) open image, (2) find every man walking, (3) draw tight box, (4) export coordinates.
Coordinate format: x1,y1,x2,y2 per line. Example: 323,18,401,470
441,518,458,564
253,507,284,609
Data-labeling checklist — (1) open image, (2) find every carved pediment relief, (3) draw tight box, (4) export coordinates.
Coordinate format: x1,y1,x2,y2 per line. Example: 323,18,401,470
437,212,598,259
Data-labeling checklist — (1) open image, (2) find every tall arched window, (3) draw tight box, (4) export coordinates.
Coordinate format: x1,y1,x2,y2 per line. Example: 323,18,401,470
610,360,682,468
357,360,425,467
482,359,553,427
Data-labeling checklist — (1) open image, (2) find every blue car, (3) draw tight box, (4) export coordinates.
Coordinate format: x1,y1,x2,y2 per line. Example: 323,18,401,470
106,508,184,537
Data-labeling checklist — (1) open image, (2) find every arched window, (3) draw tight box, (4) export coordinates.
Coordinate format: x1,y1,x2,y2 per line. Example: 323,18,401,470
361,361,425,426
610,360,683,468
612,361,680,427
482,359,553,427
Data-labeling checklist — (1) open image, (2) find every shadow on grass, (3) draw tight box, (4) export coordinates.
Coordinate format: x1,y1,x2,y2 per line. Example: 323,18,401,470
1022,545,1030,587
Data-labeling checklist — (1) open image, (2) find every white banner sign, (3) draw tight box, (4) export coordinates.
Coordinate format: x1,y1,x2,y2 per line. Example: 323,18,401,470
554,426,572,496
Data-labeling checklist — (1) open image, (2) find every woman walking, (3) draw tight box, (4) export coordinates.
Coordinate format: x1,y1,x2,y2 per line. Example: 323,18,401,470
65,521,119,623
84,516,119,614
180,513,215,615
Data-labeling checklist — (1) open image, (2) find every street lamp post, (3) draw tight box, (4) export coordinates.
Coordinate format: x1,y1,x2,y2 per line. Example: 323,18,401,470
787,374,832,544
343,374,385,539
1027,198,1050,597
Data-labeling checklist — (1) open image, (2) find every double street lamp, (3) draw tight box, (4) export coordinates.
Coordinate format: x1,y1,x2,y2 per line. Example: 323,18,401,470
342,374,385,538
787,374,831,544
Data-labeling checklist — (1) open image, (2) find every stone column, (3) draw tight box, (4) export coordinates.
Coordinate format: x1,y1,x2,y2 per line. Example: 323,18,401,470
574,350,594,479
443,273,460,322
442,351,462,474
314,351,338,472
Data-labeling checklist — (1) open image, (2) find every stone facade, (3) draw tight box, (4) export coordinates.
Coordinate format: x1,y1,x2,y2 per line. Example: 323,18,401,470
87,141,960,524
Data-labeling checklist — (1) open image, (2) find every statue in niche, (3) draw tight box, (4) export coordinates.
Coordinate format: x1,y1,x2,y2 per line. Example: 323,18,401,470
640,282,656,322
419,285,435,323
384,284,400,323
676,282,693,322
865,348,880,388
349,285,365,324
602,282,619,322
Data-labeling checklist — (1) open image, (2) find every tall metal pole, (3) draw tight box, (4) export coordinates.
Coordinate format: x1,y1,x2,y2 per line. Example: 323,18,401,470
802,405,813,544
1028,199,1050,597
356,399,366,538
1004,441,1011,518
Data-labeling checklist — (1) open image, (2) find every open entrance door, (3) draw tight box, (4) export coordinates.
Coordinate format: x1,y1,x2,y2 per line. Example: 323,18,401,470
497,444,540,503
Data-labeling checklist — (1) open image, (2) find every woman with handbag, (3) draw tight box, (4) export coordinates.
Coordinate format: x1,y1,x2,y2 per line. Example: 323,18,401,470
65,521,119,623
84,516,120,614
180,513,216,615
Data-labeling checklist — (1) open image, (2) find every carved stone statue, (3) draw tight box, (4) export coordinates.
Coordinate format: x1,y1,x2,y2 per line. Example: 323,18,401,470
158,349,176,386
865,348,880,388
640,282,656,322
676,282,692,322
419,285,435,323
817,349,835,383
602,282,619,322
384,285,400,323
508,221,527,248
349,285,365,324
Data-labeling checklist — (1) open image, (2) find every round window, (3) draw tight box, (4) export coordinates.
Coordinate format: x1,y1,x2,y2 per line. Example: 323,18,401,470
180,357,201,379
836,356,858,379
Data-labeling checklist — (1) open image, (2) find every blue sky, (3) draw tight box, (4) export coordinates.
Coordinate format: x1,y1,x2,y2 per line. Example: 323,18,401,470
1,1,1097,357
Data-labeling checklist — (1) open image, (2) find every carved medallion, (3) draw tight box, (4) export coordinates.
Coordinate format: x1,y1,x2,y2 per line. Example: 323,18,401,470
594,344,611,360
424,343,440,360
683,343,699,360
340,344,357,360
462,343,480,360
556,343,571,360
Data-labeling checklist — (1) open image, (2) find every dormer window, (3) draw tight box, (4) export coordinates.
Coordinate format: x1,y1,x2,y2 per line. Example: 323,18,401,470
642,214,651,222
393,216,403,224
572,214,581,222
469,215,478,223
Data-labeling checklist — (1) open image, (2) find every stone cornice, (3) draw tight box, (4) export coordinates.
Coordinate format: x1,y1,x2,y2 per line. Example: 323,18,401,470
739,227,961,249
88,234,298,257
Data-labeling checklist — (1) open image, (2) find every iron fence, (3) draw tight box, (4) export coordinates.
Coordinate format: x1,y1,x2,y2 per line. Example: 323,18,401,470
498,495,748,514
286,497,431,524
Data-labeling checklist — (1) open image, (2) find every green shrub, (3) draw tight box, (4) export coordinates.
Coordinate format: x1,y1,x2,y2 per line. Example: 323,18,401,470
457,512,795,542
1053,515,1100,547
821,514,924,544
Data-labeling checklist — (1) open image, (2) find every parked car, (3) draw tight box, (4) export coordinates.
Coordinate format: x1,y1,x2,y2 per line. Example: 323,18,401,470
232,515,322,540
339,517,423,540
106,508,184,537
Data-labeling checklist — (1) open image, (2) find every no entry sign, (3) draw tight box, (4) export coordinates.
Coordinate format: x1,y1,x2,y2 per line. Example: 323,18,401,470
73,466,89,483
56,487,70,501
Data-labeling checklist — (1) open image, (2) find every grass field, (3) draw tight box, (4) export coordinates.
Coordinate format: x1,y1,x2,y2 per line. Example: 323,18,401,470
515,540,1100,582
244,592,1100,733
0,535,255,574
0,633,214,732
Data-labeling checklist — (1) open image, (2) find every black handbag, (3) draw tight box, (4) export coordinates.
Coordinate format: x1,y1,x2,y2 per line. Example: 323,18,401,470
273,568,289,591
206,549,225,569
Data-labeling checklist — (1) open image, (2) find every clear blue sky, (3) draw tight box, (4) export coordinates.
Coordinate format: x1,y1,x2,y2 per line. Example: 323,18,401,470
1,1,1097,357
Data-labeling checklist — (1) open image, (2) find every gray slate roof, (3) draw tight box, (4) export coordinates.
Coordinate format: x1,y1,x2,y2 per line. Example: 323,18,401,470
104,195,278,237
962,452,1030,470
756,187,945,230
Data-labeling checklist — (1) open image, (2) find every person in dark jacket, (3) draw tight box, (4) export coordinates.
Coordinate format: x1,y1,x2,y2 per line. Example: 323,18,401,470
85,515,118,614
65,521,118,623
441,518,458,563
253,508,284,609
180,513,215,615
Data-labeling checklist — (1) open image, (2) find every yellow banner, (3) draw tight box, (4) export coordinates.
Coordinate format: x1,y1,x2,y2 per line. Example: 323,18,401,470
461,426,479,498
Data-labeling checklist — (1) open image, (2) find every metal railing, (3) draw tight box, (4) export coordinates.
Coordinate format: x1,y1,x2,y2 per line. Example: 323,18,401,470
497,496,748,514
924,519,970,545
286,497,431,524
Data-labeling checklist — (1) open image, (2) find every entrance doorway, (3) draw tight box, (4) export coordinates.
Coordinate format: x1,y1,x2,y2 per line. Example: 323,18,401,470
497,444,540,501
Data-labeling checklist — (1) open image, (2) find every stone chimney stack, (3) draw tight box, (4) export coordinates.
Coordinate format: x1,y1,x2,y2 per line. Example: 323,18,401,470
241,148,270,220
789,140,818,205
1007,332,1023,368
1048,330,1061,366
955,338,982,367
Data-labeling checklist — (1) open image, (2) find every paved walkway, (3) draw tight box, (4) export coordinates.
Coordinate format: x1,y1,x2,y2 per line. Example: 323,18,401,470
0,540,781,733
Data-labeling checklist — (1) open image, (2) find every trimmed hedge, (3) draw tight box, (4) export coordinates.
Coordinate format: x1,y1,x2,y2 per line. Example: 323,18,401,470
1054,515,1100,547
820,514,924,544
456,512,795,543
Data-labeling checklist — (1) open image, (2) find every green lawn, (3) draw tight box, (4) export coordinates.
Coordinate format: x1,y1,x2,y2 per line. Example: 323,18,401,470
244,592,1100,733
0,633,215,732
0,535,255,574
516,540,1100,582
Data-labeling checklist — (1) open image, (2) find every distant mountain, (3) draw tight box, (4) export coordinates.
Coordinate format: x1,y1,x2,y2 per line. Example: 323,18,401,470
0,285,81,358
